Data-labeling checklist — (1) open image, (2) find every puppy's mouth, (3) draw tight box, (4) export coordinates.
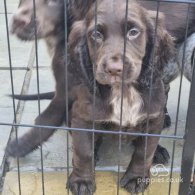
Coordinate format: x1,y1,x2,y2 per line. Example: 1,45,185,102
108,75,123,84
14,30,36,41
10,23,41,41
96,72,131,85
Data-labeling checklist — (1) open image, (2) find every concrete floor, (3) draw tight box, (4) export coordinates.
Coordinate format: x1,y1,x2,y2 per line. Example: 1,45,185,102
2,172,181,195
0,0,193,194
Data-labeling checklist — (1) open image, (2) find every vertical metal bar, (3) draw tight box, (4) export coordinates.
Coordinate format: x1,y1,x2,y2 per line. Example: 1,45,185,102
168,4,191,195
64,1,70,194
3,1,21,194
143,2,160,195
178,40,195,195
92,0,98,183
32,0,45,194
117,1,128,194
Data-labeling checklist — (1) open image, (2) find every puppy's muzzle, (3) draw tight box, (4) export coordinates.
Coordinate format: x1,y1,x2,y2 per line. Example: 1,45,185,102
105,61,123,77
10,11,31,34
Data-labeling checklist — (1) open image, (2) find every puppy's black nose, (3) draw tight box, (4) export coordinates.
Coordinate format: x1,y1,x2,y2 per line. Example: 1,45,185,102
106,62,123,76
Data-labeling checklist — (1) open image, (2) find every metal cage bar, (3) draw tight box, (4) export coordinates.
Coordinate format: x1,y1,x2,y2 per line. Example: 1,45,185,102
3,0,21,194
168,3,191,194
64,1,70,194
1,0,195,194
179,39,195,195
32,0,45,194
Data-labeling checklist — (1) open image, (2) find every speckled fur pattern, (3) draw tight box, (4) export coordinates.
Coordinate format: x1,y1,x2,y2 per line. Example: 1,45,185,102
177,33,195,81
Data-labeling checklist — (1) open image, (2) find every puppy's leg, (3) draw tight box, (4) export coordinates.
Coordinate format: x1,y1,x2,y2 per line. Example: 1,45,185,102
67,118,96,195
6,43,69,157
133,140,170,165
153,144,170,165
120,118,163,194
163,84,171,128
6,97,66,157
94,135,103,163
120,136,159,193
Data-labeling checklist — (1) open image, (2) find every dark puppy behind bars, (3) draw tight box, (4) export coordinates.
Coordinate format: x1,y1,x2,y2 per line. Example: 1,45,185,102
13,1,195,129
6,0,94,157
64,0,174,194
12,1,195,99
7,0,170,164
9,0,94,56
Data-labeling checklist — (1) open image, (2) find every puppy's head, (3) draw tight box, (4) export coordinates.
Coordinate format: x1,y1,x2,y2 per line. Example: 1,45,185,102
10,0,64,41
69,0,175,87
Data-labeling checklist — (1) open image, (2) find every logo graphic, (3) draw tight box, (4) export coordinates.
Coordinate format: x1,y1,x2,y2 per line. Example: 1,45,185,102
150,164,169,177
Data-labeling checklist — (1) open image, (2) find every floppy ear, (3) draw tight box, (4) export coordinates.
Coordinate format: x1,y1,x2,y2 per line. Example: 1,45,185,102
68,20,95,93
138,10,175,89
68,20,86,52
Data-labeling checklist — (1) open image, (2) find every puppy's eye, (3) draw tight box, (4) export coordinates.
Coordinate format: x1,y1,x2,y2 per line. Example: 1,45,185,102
127,27,140,40
91,30,103,42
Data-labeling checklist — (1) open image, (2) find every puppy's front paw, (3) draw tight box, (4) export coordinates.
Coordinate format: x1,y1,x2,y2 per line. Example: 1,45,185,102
67,172,96,195
120,175,149,194
163,112,171,128
6,139,34,157
153,144,170,165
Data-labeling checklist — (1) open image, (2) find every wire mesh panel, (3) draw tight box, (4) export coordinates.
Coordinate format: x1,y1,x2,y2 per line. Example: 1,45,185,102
1,0,195,195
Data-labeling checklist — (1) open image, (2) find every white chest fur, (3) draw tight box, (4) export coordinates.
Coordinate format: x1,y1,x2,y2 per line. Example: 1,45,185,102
109,86,144,127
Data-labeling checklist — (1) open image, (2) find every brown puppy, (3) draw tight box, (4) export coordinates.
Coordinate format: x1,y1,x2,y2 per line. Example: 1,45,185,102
7,0,170,166
7,0,69,157
13,0,195,100
10,0,64,55
10,0,94,55
65,0,174,194
13,1,195,131
6,0,94,157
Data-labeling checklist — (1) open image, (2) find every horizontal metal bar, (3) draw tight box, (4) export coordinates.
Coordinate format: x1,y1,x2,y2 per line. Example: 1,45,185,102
0,67,49,71
140,0,195,4
0,67,30,71
0,122,184,139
